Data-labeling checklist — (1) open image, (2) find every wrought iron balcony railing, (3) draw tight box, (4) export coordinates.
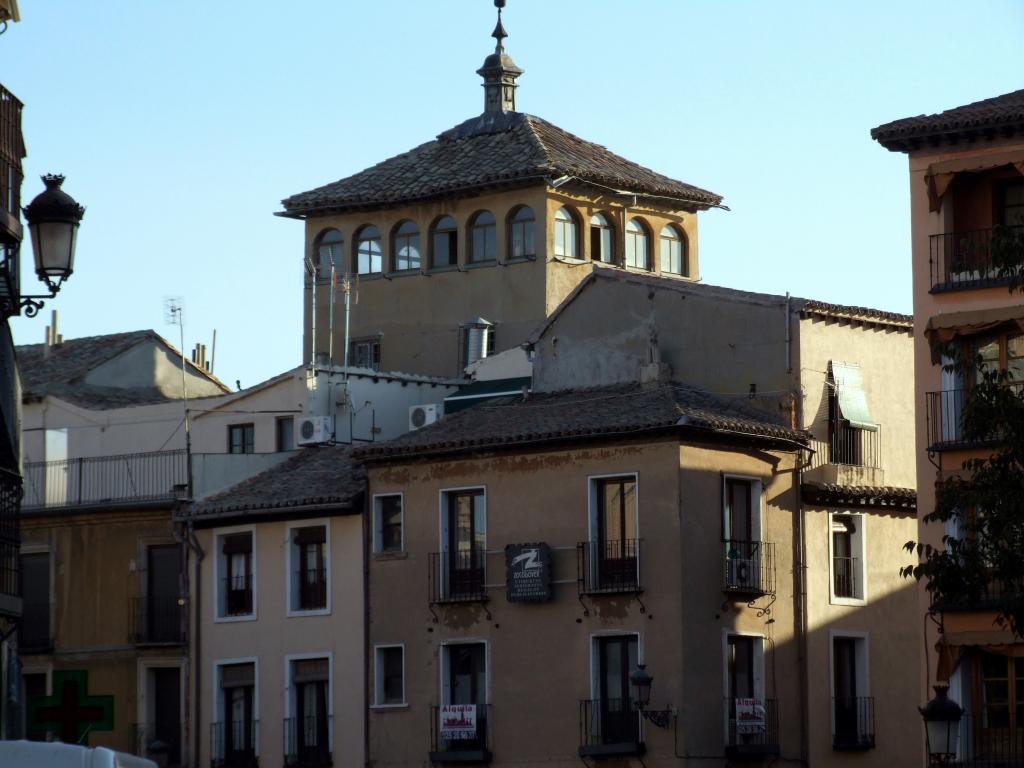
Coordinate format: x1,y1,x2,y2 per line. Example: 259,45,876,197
930,226,1024,291
429,703,491,764
833,556,861,600
295,568,327,611
0,83,24,243
428,550,488,604
19,600,51,652
22,449,187,510
0,466,20,609
134,722,183,766
830,423,881,468
577,539,641,595
130,595,184,645
211,720,259,768
578,699,643,758
926,384,1024,450
950,709,1024,766
723,540,774,596
284,715,332,767
224,575,254,616
724,697,779,759
833,696,875,750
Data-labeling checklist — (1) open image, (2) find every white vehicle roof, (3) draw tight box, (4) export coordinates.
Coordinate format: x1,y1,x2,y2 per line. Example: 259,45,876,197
0,741,157,768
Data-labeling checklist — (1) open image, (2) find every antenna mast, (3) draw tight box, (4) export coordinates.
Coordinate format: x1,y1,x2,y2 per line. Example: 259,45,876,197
164,297,193,498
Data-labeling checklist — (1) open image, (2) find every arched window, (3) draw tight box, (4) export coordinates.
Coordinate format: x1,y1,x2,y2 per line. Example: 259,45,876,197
431,216,458,268
625,218,650,270
393,220,421,271
315,229,344,278
554,207,579,259
355,225,382,274
508,206,536,259
660,225,687,275
590,213,615,264
468,211,497,263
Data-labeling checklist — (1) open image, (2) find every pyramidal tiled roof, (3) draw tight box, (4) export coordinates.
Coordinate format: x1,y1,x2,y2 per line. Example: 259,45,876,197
281,111,722,216
872,89,1024,151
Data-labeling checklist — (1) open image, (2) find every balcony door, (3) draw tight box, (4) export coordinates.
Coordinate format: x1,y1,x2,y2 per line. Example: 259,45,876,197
443,643,487,750
146,667,181,766
724,479,761,588
293,659,330,765
445,490,485,598
833,638,858,744
976,652,1024,760
595,477,637,589
597,635,639,745
220,663,255,767
147,545,180,642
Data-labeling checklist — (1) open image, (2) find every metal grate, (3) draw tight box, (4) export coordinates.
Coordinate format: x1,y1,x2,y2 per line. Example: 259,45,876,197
577,539,642,595
722,540,775,596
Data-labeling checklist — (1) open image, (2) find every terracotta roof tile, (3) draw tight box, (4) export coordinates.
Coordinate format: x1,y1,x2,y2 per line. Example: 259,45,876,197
801,481,916,512
872,89,1024,151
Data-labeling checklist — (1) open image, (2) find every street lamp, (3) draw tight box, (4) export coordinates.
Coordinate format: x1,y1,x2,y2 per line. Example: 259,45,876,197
629,664,672,729
19,173,84,315
920,684,962,765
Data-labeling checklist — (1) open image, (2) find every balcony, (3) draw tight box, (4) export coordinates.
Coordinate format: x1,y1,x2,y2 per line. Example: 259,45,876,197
22,449,187,511
722,541,774,597
135,722,183,767
724,698,779,760
0,466,20,617
807,423,883,486
833,697,875,750
950,710,1024,767
428,550,488,605
930,226,1024,292
19,599,51,652
926,384,1024,451
0,83,24,245
833,556,861,600
284,715,332,767
130,595,184,645
577,539,642,595
210,720,259,768
224,575,254,616
578,699,644,758
429,704,491,764
295,568,328,611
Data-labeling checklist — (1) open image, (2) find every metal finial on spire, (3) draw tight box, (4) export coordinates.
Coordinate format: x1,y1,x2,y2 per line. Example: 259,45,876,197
478,0,522,114
492,0,507,53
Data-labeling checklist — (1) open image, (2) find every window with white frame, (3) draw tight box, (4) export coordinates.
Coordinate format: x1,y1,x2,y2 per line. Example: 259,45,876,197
724,633,767,744
440,489,486,600
374,645,405,706
373,495,403,554
722,477,766,592
830,513,866,603
215,661,257,762
587,634,641,745
831,634,872,749
290,524,328,613
287,657,331,763
216,531,254,619
439,642,487,748
586,475,640,592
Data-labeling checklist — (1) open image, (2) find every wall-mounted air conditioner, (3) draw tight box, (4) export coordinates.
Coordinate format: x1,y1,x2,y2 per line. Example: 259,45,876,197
297,415,334,446
409,404,440,431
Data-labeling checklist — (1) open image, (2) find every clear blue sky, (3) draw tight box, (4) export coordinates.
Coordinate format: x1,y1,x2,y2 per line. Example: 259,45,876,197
2,1,1021,388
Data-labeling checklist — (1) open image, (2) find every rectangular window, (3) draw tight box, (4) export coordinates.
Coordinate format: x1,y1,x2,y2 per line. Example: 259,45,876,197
593,635,640,745
291,526,328,612
374,495,403,554
592,476,639,591
145,666,183,765
22,672,49,741
375,646,405,705
288,658,331,765
228,424,255,455
725,634,771,750
723,477,769,594
459,324,495,369
832,635,873,749
276,416,295,452
20,552,50,651
441,489,486,600
830,514,866,604
439,642,487,750
349,338,381,371
143,544,181,643
1002,180,1024,226
218,532,254,618
217,662,256,763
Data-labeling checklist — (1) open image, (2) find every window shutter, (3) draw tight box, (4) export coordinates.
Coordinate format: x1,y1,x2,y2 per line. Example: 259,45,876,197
293,659,329,683
222,533,252,555
294,526,326,546
220,663,255,688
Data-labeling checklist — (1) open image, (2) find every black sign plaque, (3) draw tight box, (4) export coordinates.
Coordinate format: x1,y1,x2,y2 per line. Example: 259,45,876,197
505,542,553,603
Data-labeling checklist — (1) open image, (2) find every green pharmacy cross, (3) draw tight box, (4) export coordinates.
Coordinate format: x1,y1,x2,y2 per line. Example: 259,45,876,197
29,670,114,744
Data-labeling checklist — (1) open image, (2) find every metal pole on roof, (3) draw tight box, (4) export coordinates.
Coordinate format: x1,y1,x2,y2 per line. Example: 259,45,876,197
165,298,193,497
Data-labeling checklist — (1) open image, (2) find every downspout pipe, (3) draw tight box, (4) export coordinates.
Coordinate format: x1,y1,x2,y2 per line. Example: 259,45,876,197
177,518,204,768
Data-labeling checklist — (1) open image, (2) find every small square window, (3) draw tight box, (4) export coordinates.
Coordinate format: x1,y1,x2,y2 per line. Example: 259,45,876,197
350,339,381,371
375,645,405,705
374,495,403,554
276,417,295,452
228,424,255,454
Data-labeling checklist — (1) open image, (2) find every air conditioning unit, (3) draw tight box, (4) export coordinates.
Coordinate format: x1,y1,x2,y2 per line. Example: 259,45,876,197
728,558,758,589
296,416,334,446
409,404,441,431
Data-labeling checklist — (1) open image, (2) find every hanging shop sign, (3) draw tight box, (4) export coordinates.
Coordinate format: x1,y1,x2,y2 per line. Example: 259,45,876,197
505,542,552,602
440,704,477,740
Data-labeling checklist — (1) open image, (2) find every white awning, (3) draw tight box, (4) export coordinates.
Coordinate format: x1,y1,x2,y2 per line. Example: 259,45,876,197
830,361,878,432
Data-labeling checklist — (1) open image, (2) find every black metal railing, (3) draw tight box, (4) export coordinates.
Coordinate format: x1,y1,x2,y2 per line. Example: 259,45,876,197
211,720,259,768
926,384,1024,450
428,550,488,604
578,699,642,753
0,83,24,241
830,423,882,468
724,698,779,757
723,540,774,596
296,569,327,611
577,539,641,595
833,697,875,750
130,595,184,644
930,226,1024,291
429,704,491,762
833,556,861,600
19,600,51,651
284,715,332,767
135,722,183,766
22,449,187,510
224,575,254,616
0,466,20,608
951,710,1024,766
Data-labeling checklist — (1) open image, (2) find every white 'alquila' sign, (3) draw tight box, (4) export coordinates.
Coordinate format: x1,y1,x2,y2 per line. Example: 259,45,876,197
735,698,766,735
440,704,477,740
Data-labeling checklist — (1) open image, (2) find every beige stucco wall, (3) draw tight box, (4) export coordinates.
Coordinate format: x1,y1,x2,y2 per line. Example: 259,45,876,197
192,513,364,768
83,341,226,399
366,437,800,768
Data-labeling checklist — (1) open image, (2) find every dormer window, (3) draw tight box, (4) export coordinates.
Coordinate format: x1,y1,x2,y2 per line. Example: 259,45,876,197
625,218,650,270
315,229,344,278
393,220,421,272
468,211,497,263
660,225,687,276
590,213,615,264
508,206,536,259
431,216,458,268
554,207,579,259
355,225,383,275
